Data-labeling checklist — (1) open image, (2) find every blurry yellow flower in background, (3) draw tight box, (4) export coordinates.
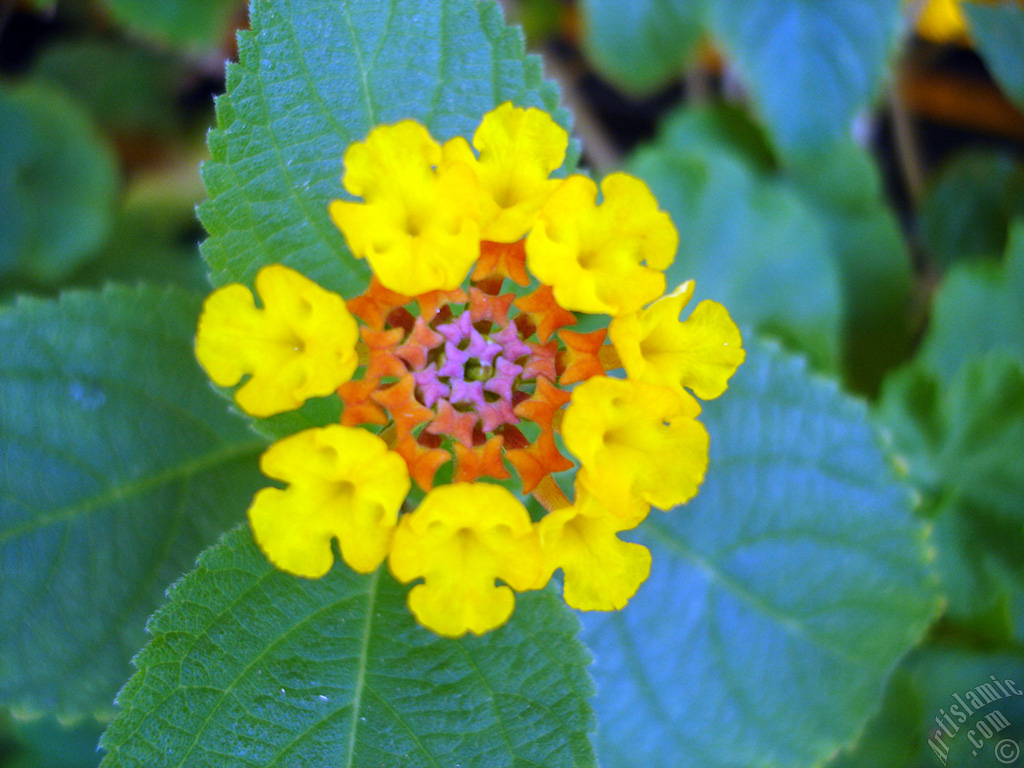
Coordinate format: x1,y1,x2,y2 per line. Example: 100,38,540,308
915,0,970,43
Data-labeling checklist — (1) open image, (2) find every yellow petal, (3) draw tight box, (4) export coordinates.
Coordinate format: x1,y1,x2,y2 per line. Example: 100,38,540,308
341,120,442,199
389,482,542,637
457,102,568,242
247,425,410,577
610,280,745,401
329,120,480,295
562,376,709,514
537,487,651,611
525,173,676,316
195,264,359,417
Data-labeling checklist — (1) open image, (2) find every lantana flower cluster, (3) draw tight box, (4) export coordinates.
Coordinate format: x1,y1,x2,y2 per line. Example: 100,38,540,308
195,103,744,637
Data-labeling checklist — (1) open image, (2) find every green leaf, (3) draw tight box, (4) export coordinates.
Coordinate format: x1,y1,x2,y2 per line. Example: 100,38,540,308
787,141,915,395
629,109,842,369
643,103,778,172
1012,590,1024,643
2,714,105,768
827,646,1024,768
877,355,1024,632
72,182,211,293
580,0,704,94
30,40,194,138
920,149,1024,269
823,664,922,768
200,0,571,295
580,338,938,768
928,498,1024,638
879,355,1024,524
877,221,1024,635
919,220,1024,384
101,0,241,52
965,1,1024,111
0,286,266,720
707,0,901,157
99,526,597,768
0,83,118,284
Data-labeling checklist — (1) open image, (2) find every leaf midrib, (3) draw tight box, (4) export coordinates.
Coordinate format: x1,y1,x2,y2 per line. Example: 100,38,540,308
343,568,377,768
642,517,873,665
0,439,266,546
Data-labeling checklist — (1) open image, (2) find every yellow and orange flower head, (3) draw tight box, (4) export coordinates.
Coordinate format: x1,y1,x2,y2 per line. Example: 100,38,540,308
194,103,744,637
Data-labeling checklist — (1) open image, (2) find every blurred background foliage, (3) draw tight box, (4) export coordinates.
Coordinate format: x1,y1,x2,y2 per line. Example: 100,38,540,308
0,0,1022,765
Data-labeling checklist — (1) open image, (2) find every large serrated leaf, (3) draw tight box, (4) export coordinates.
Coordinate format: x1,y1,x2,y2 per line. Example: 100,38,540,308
200,0,571,295
99,526,597,768
0,286,266,720
580,338,938,768
0,83,118,284
707,0,901,157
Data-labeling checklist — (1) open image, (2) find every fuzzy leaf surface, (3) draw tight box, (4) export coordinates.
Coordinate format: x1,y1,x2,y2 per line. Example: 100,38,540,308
99,527,597,768
200,0,570,296
580,339,938,768
0,286,265,719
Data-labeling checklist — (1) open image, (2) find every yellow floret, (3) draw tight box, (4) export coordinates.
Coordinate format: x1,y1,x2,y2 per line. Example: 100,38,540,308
195,264,359,417
525,172,677,316
609,280,745,402
915,0,969,43
442,101,568,242
389,483,543,637
329,120,480,295
247,426,411,578
562,376,709,515
536,485,651,611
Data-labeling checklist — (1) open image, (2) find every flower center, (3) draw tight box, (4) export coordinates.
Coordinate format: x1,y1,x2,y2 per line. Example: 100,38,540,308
338,241,581,491
412,309,531,433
